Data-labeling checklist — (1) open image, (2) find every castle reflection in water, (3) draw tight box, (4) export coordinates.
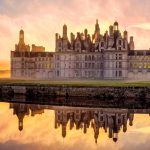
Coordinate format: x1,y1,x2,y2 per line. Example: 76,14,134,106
10,103,147,143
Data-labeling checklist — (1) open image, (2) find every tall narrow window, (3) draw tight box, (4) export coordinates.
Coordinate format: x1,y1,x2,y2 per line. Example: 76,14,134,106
116,71,118,77
119,40,121,45
119,71,122,77
119,62,122,68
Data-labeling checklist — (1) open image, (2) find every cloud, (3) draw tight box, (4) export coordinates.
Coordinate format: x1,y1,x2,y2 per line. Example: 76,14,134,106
131,23,150,30
0,140,53,150
0,0,150,69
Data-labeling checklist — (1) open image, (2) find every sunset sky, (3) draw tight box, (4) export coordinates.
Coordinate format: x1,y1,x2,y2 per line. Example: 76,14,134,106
0,0,150,70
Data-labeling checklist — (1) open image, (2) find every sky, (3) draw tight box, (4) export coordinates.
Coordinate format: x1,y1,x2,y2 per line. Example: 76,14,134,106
0,0,150,70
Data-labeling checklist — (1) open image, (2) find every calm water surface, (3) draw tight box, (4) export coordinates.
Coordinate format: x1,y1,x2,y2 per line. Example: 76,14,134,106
0,102,150,150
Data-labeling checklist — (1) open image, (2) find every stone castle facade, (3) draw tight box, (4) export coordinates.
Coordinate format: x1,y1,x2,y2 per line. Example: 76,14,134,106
11,20,150,80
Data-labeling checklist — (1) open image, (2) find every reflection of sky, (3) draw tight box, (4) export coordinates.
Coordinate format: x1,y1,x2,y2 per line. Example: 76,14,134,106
0,103,150,149
1,0,150,68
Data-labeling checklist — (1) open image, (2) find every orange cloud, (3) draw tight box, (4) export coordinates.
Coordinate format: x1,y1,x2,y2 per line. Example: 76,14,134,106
0,0,150,68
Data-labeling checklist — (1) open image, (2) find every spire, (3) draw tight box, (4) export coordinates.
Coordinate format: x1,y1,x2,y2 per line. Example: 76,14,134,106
94,19,100,42
96,19,98,24
129,36,135,50
114,21,119,31
63,24,67,40
17,113,24,131
84,29,88,39
129,113,134,125
95,19,100,33
62,125,66,138
113,133,118,142
70,32,75,43
124,30,128,40
19,29,25,44
109,25,114,36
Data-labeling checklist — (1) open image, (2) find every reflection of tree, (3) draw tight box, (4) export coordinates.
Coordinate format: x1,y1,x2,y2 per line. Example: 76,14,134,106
10,103,134,143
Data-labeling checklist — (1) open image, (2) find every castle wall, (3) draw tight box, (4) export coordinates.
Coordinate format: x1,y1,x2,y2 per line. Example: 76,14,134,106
11,50,150,80
11,51,54,79
104,51,128,79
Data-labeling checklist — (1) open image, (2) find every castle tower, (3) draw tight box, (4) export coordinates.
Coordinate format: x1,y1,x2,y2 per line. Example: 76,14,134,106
109,25,114,36
70,32,75,43
55,33,59,41
123,124,127,132
15,29,30,52
113,133,118,143
84,29,88,39
63,24,67,40
129,113,134,126
114,21,119,31
70,32,75,50
83,123,87,134
95,19,100,34
62,124,67,138
94,19,100,42
55,33,59,51
19,29,25,45
123,30,128,41
17,113,25,131
108,116,113,138
108,127,113,138
104,31,109,48
129,36,135,50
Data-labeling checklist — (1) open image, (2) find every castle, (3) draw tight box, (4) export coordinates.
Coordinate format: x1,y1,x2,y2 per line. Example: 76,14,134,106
11,20,150,80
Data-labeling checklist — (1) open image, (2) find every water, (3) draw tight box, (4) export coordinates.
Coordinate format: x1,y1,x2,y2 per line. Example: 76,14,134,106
0,102,150,150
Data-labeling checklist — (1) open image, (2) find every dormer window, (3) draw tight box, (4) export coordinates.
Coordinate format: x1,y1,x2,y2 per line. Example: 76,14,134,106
75,42,81,52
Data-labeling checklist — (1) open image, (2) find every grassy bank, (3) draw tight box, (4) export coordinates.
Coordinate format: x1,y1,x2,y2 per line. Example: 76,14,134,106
0,78,150,87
